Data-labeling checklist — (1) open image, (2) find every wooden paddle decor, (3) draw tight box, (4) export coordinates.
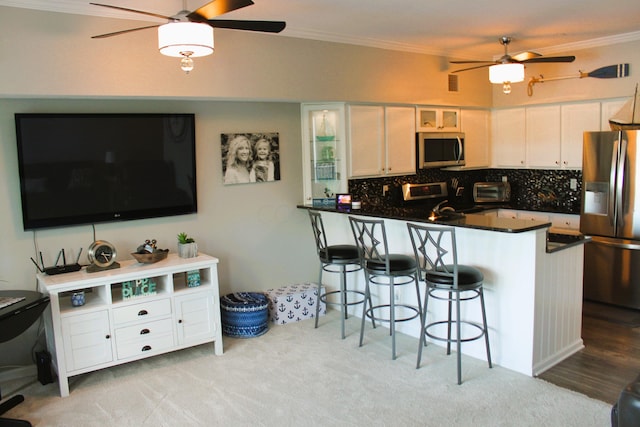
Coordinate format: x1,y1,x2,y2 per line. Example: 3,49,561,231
527,64,630,96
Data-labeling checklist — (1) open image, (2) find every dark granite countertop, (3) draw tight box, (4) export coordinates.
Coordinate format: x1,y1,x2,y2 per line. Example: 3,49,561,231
297,203,550,233
298,203,591,253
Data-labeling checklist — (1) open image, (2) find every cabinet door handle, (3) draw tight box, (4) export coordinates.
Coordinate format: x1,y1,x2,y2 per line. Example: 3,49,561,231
141,345,152,352
140,328,150,335
138,309,148,316
178,319,183,324
105,334,111,339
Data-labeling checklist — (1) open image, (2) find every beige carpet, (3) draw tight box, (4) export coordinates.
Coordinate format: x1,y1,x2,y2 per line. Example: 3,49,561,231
3,310,610,426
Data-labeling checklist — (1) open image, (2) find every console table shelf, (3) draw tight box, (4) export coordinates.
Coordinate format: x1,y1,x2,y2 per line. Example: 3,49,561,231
38,253,223,397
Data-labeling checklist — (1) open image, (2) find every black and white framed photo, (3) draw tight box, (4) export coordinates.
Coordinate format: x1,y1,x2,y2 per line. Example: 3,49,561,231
221,132,281,185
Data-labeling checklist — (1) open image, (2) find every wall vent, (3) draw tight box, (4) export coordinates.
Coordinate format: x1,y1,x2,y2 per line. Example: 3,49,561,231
448,74,459,92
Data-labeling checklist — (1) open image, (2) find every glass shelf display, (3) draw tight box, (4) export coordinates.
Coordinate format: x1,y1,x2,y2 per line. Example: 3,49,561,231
302,104,348,206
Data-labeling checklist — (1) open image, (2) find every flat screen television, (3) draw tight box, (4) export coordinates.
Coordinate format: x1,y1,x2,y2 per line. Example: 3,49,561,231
15,113,197,230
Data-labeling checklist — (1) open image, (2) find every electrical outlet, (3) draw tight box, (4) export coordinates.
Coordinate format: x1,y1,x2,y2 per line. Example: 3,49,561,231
570,178,578,191
383,185,389,196
502,176,508,182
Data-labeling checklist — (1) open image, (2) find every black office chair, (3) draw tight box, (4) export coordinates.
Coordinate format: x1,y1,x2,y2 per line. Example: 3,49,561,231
0,290,50,427
407,223,492,385
349,217,422,360
308,211,369,339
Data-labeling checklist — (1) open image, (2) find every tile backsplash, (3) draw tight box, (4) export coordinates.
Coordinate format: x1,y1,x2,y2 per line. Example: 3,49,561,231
348,168,582,214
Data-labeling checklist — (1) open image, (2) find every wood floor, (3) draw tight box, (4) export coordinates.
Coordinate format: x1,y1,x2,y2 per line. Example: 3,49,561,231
538,301,640,405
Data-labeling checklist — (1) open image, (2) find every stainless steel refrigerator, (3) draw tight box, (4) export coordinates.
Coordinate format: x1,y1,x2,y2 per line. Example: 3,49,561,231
581,130,640,309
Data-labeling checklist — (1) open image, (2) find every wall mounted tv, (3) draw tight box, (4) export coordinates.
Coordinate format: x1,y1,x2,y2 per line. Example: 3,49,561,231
15,113,197,230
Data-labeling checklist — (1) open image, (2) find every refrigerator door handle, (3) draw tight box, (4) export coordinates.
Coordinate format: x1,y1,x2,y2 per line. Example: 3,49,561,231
591,235,640,250
609,138,619,226
617,137,627,229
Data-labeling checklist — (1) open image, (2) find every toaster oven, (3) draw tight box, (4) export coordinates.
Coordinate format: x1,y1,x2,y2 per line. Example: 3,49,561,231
473,182,511,203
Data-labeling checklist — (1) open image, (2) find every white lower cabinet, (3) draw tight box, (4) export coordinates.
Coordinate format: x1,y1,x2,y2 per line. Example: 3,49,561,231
39,253,223,397
175,293,217,345
61,310,112,372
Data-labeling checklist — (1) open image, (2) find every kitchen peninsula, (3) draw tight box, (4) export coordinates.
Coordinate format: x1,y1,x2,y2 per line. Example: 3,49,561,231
298,204,587,377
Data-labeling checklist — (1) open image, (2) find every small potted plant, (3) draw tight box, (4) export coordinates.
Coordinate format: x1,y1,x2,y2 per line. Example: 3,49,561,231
177,232,198,258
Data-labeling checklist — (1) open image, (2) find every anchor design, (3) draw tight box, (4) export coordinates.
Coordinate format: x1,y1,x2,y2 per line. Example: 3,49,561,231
302,307,309,316
300,292,308,299
286,295,294,302
294,300,301,309
287,310,295,319
278,303,286,312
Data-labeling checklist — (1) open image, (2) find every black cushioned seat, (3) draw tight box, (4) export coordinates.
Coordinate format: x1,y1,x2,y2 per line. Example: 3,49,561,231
320,245,360,261
365,254,417,273
427,265,484,287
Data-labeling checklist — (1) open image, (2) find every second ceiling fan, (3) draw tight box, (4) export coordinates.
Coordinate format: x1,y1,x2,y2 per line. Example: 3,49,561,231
450,36,576,73
451,36,576,93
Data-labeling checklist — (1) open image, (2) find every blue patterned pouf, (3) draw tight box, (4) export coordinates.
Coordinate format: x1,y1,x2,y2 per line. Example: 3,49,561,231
220,292,269,338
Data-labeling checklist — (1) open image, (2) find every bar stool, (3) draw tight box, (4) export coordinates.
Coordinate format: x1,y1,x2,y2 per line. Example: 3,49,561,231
308,211,367,339
349,217,422,360
407,223,492,385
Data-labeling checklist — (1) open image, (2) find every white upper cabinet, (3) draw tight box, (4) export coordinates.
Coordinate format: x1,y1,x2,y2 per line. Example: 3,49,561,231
492,108,526,167
526,105,561,168
560,102,601,168
416,107,460,132
460,109,490,168
492,102,601,169
348,105,415,178
348,105,384,177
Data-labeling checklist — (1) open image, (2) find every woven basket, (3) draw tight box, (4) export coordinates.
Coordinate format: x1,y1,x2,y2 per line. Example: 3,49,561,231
220,292,269,338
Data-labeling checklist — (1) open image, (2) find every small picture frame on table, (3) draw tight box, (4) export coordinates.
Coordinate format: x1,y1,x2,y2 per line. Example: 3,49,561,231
336,194,352,211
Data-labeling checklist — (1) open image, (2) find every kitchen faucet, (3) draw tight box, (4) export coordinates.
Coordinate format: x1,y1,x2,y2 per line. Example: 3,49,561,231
432,200,454,214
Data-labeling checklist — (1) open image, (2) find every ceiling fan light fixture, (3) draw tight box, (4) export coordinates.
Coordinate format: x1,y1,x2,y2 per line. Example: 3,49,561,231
489,63,525,84
158,22,214,58
489,63,525,93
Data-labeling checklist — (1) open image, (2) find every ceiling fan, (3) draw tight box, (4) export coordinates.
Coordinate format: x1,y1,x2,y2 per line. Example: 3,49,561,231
450,36,576,73
91,0,286,72
450,36,576,94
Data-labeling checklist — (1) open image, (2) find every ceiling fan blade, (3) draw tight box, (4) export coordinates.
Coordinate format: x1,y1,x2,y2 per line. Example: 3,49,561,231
452,63,496,73
449,60,495,64
521,55,576,64
89,3,172,20
206,19,286,33
188,0,255,20
91,24,160,39
511,51,542,62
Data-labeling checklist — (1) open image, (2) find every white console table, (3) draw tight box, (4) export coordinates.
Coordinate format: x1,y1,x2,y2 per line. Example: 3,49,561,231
37,253,223,397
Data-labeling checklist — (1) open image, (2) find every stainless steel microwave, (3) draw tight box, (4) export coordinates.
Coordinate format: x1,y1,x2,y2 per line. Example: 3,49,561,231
417,132,465,168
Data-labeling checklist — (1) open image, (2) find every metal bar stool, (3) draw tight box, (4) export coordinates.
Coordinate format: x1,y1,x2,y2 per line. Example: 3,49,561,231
407,223,492,384
308,211,368,339
349,216,422,360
